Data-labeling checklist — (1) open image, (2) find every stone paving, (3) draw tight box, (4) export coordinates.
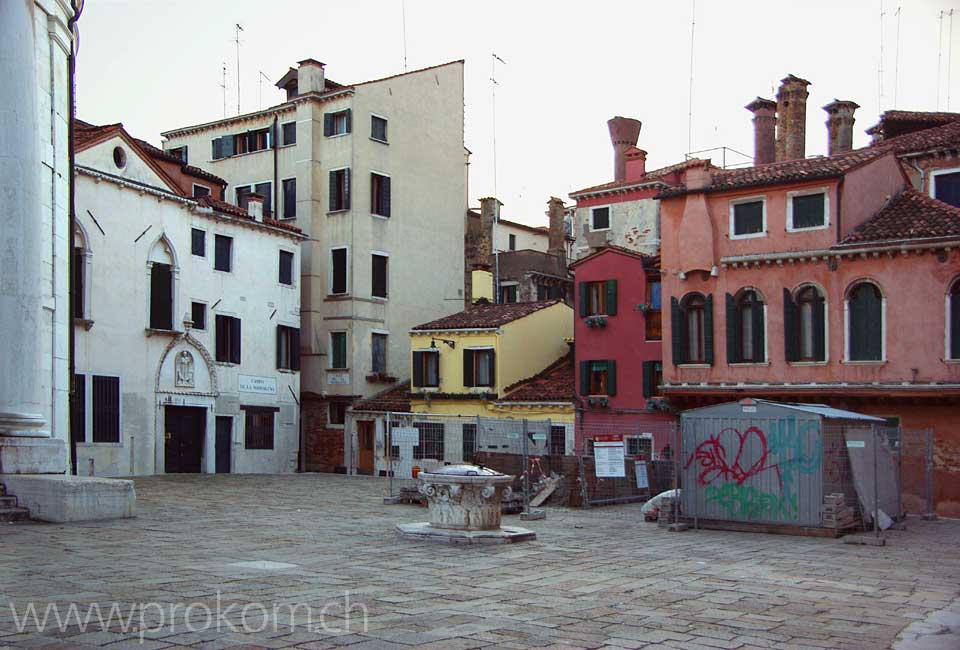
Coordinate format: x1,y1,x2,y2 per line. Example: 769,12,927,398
0,474,958,650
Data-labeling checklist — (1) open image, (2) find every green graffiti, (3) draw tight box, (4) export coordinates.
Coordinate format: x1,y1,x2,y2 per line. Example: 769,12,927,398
704,483,800,521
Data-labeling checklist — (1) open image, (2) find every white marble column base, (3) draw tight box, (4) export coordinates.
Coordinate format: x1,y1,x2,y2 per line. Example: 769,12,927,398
0,411,51,438
0,437,67,474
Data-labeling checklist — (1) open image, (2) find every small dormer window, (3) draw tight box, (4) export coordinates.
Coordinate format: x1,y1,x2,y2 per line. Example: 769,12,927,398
113,146,126,169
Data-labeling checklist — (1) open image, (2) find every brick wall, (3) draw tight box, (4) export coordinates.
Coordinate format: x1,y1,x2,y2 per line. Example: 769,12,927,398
303,397,346,473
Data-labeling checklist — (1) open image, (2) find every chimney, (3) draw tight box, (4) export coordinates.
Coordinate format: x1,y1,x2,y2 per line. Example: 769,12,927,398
745,97,777,165
547,197,566,256
684,160,712,191
607,116,642,182
247,193,264,222
296,58,326,95
775,74,811,161
823,99,860,155
624,148,647,181
478,196,501,258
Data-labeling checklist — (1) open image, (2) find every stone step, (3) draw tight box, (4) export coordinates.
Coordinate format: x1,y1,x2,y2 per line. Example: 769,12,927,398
0,507,29,523
0,496,17,508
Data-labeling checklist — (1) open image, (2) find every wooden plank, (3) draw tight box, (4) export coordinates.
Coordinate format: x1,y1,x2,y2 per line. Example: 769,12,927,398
529,477,560,507
679,518,841,538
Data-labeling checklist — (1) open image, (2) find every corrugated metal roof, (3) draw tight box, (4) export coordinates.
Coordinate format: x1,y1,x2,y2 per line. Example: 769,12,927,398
761,400,886,422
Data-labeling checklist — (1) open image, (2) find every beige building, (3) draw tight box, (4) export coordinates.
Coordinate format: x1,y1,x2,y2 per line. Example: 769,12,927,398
161,59,466,471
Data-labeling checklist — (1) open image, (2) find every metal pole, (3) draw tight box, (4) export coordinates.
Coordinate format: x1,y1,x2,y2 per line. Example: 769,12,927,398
386,411,393,497
873,425,880,539
522,418,530,515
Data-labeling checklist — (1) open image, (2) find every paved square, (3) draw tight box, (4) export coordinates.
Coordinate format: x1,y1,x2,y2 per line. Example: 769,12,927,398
0,474,957,649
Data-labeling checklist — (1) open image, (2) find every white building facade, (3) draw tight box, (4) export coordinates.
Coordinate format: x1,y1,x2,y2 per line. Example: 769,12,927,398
161,59,467,472
73,125,304,476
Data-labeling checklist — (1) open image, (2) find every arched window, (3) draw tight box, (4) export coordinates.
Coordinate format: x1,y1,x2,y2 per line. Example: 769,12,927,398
949,279,960,360
846,281,883,361
726,289,765,363
671,293,714,365
72,224,92,322
785,285,826,362
148,235,177,331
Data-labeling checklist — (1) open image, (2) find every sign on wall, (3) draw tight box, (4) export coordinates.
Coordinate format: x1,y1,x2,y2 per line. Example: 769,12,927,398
238,375,277,395
327,372,350,385
635,461,649,489
594,434,625,478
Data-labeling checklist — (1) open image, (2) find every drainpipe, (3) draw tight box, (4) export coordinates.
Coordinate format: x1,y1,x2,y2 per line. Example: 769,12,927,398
67,0,84,476
909,159,926,193
273,114,279,217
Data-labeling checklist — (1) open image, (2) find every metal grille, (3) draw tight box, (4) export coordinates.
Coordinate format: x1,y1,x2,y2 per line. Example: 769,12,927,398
91,375,119,443
244,408,275,450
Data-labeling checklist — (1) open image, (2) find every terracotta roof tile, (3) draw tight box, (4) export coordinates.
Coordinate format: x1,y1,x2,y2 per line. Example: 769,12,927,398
871,120,960,155
412,300,562,331
351,383,411,413
836,189,960,246
133,137,228,186
866,110,960,135
570,159,701,197
500,355,573,403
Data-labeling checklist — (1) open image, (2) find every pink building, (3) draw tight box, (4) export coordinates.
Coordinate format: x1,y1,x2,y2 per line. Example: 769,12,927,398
570,247,674,457
658,90,960,516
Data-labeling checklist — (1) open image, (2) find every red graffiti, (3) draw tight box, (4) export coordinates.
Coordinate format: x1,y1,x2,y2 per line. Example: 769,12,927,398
684,427,781,488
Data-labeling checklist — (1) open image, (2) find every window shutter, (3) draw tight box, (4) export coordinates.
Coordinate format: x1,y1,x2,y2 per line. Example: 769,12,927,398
182,145,188,164
865,286,883,360
323,113,333,136
343,168,351,210
231,317,242,364
292,328,301,371
605,280,618,315
671,297,684,365
329,170,337,211
382,176,391,218
579,282,589,317
345,108,352,133
783,288,798,362
752,298,765,363
951,293,960,359
222,134,235,157
642,360,654,398
215,315,226,361
276,325,282,369
412,351,424,387
212,137,222,160
489,351,496,388
579,360,590,395
726,293,739,364
463,349,475,387
150,264,173,330
703,295,714,365
813,295,826,361
606,360,617,396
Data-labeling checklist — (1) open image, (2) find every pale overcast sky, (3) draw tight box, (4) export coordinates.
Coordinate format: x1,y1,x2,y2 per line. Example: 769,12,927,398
76,0,958,226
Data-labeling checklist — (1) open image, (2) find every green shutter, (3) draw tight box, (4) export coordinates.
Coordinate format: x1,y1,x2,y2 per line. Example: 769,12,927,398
850,284,882,361
865,285,883,360
412,351,424,387
489,351,496,389
323,113,333,136
579,282,589,317
671,297,684,365
783,288,798,362
703,295,714,365
291,328,300,371
605,280,618,316
329,170,337,211
951,293,960,359
345,108,353,133
463,349,474,387
343,168,351,210
813,295,826,361
752,297,765,363
642,360,654,398
276,325,282,369
579,360,590,395
726,293,740,364
606,360,617,396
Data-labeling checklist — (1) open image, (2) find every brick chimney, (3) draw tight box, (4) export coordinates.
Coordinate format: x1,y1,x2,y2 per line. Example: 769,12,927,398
823,99,860,155
478,196,501,258
607,116,642,182
624,147,647,182
745,97,777,165
547,197,566,257
247,193,264,222
297,58,326,95
775,74,811,162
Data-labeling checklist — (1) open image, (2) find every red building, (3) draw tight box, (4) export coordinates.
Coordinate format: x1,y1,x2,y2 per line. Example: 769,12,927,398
570,246,675,457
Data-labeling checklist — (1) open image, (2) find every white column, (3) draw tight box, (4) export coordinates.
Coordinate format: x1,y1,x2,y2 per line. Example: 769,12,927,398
0,0,49,438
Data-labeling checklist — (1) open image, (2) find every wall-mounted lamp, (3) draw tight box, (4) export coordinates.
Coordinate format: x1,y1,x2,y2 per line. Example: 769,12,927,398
431,337,456,350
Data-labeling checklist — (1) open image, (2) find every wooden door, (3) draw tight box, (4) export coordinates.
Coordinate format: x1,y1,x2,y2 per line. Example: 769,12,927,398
357,420,375,475
215,416,232,474
164,406,206,473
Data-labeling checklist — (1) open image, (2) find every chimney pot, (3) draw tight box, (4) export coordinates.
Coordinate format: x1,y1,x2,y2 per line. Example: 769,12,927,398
823,99,860,155
547,197,566,257
478,196,501,258
775,74,811,161
247,192,265,222
607,116,642,182
296,58,326,95
745,97,777,165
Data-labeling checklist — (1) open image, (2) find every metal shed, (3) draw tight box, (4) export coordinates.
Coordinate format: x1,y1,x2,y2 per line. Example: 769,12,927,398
680,399,891,530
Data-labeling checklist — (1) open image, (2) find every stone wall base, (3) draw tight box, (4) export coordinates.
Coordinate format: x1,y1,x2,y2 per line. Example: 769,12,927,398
0,437,67,474
0,474,136,522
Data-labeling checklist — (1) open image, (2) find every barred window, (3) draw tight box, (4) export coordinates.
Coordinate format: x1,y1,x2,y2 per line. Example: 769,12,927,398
244,407,275,450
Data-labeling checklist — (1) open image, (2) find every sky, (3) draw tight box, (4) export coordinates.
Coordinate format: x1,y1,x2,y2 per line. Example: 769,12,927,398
76,0,959,227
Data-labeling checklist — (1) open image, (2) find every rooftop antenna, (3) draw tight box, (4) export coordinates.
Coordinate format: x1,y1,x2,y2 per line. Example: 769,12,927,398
234,23,243,115
401,0,409,72
878,0,885,111
687,0,696,153
894,4,901,108
218,62,227,119
491,52,506,303
938,10,945,109
949,9,955,111
258,71,271,110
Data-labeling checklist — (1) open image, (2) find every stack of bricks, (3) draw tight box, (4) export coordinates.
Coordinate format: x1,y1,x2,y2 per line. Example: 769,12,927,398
658,497,676,528
823,493,855,529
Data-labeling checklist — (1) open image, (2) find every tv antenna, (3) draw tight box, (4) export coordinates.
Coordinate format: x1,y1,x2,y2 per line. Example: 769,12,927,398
258,71,271,110
401,0,409,72
894,4,901,108
687,0,696,153
491,52,506,303
234,23,244,114
218,62,227,119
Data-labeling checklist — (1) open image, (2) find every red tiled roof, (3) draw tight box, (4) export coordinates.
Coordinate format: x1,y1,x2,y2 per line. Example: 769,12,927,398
871,120,960,156
500,355,573,403
352,383,411,413
836,189,960,246
74,119,122,147
568,244,657,269
196,196,304,235
866,110,960,135
467,210,551,236
263,217,304,234
412,300,563,331
570,159,701,197
133,137,228,187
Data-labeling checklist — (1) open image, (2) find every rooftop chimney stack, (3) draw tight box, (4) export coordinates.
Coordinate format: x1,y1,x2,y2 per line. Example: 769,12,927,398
607,116,642,182
745,97,777,165
624,147,647,181
547,197,566,257
296,58,326,95
775,74,811,162
478,196,501,258
247,193,264,222
823,99,860,155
